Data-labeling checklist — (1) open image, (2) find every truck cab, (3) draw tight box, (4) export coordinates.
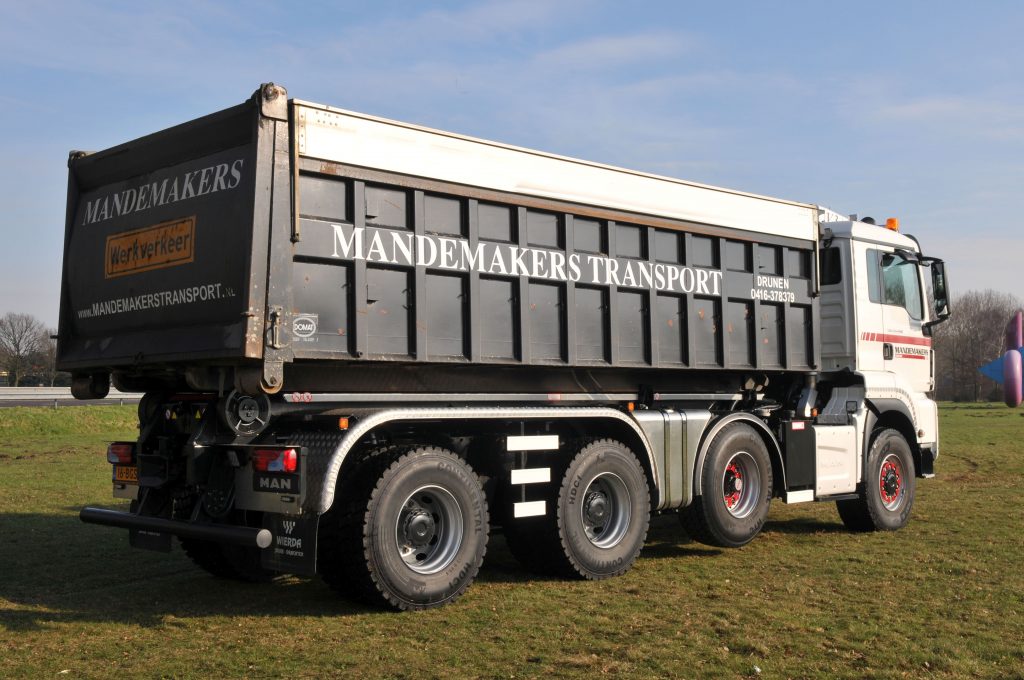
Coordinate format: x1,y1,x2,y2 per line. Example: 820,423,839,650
818,216,951,472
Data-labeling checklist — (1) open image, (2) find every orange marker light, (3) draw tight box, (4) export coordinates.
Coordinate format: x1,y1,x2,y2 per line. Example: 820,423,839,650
338,417,350,431
627,402,635,412
885,217,900,232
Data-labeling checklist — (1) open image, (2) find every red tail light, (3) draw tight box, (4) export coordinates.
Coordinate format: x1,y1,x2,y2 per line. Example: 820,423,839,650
107,443,135,464
252,448,298,473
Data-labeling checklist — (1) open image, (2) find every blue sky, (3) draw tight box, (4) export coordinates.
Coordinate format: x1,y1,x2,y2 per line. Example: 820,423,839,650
2,0,1022,327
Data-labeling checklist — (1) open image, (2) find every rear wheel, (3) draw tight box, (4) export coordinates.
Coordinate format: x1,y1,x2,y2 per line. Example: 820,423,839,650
174,504,276,583
680,423,773,548
319,446,489,610
508,439,650,579
836,428,916,532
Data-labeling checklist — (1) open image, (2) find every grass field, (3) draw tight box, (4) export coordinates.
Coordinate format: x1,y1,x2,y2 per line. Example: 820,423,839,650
0,404,1022,679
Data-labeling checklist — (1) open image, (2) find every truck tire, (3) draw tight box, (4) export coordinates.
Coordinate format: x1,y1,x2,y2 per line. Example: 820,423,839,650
174,505,276,583
319,446,489,610
178,539,277,583
502,454,569,574
503,516,564,574
680,422,772,548
836,428,916,532
511,439,650,580
560,440,651,579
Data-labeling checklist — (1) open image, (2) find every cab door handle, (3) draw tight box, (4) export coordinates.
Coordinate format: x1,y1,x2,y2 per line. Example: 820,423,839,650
883,343,894,360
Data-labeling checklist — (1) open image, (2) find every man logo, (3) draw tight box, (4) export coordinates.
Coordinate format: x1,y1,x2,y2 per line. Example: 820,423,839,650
258,476,294,491
293,314,318,338
282,520,296,535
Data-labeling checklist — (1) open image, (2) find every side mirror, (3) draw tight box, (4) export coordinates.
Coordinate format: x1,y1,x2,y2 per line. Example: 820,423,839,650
931,260,950,319
923,259,951,334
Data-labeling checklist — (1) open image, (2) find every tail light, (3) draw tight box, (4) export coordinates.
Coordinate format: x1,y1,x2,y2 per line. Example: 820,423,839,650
107,442,135,464
252,448,298,473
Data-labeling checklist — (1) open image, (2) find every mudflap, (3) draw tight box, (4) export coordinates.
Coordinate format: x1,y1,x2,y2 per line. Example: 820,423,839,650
261,513,319,576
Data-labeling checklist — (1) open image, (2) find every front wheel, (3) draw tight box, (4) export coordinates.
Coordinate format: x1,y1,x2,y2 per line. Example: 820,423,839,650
836,428,916,532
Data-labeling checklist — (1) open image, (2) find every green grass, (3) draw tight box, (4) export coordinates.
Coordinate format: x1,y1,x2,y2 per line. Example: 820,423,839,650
1,403,1022,679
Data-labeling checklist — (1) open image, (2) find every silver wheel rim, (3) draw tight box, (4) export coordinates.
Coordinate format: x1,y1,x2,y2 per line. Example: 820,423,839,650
580,472,631,549
395,485,463,575
721,451,761,519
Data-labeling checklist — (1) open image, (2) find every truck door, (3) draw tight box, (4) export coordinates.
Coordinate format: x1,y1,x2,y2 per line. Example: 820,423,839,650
866,248,932,393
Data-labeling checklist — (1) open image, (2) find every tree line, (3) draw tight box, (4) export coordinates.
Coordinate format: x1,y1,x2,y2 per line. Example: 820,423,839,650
0,313,62,386
930,289,1020,402
1,290,1018,397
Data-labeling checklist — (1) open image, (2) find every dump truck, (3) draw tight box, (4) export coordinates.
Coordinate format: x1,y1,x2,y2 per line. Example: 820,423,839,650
61,84,951,610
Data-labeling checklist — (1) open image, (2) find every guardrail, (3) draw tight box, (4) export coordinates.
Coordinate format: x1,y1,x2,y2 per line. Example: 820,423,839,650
0,387,142,406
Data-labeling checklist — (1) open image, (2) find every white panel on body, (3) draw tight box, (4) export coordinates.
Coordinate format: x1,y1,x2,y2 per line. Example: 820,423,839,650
510,468,552,485
813,425,858,495
513,501,546,518
784,489,815,504
295,104,819,242
506,434,560,451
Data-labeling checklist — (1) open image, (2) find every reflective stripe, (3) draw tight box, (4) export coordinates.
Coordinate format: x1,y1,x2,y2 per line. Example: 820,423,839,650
513,501,546,518
510,468,551,485
506,435,559,451
785,490,815,504
860,332,932,347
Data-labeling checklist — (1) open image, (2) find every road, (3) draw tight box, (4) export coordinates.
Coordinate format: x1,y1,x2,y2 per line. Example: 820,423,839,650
0,387,140,408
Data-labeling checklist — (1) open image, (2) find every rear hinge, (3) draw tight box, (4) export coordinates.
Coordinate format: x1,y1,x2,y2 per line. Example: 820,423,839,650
257,307,287,395
258,82,288,121
267,306,286,350
262,361,284,394
234,362,284,395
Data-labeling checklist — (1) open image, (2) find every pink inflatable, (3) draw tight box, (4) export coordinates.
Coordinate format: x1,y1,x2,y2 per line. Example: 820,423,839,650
1005,310,1023,352
1004,349,1023,408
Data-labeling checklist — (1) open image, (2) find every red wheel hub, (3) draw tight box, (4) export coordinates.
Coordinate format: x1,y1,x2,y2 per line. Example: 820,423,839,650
879,460,901,504
724,462,743,508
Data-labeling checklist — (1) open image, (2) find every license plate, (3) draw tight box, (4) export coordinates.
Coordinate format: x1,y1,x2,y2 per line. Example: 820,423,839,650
113,465,138,484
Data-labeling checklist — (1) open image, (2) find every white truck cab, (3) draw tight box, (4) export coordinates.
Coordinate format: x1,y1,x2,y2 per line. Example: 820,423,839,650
818,216,951,476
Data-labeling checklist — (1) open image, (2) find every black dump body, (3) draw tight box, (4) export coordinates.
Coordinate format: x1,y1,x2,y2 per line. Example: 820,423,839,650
58,88,277,375
58,85,821,399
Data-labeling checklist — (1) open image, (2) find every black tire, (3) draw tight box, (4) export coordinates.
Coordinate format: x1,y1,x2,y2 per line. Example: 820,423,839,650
680,422,772,548
178,538,237,579
504,515,564,575
835,496,873,532
560,440,651,579
178,538,277,583
513,439,650,580
836,428,915,532
319,446,489,611
502,455,570,575
174,504,276,583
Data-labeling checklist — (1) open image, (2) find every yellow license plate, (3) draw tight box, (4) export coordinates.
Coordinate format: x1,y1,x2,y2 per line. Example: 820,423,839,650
113,465,138,483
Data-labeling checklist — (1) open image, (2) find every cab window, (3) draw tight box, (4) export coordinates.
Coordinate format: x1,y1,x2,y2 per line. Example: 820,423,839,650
867,249,923,320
